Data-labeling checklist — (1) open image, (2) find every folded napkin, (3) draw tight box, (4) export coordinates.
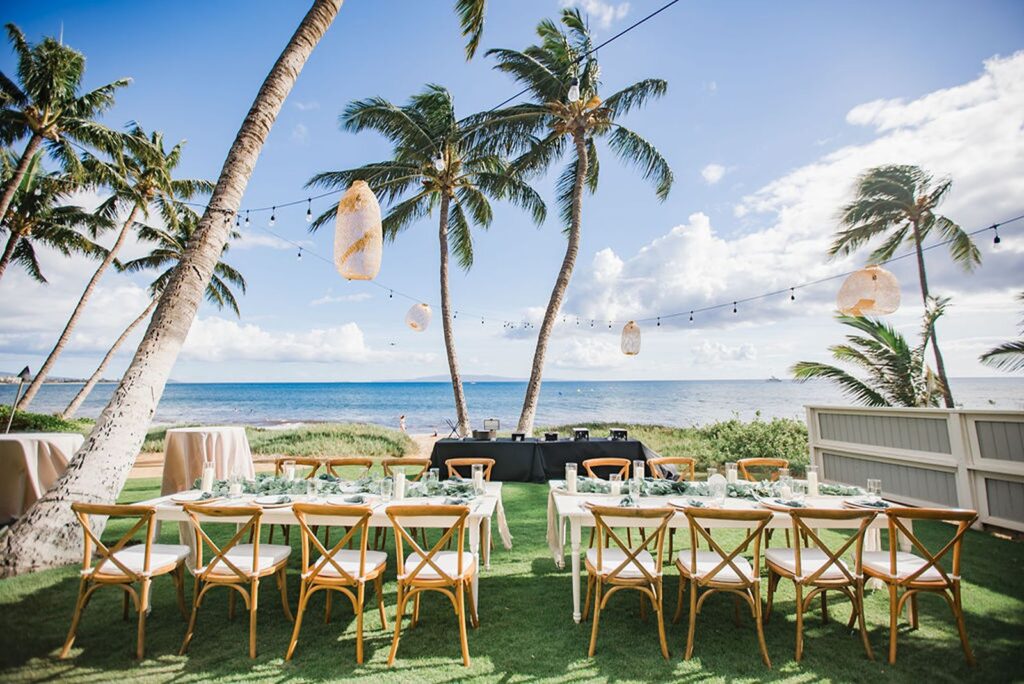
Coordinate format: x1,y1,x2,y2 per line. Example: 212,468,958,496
444,496,471,505
773,498,805,508
854,498,890,509
618,495,638,508
262,495,291,505
344,495,365,504
687,499,706,508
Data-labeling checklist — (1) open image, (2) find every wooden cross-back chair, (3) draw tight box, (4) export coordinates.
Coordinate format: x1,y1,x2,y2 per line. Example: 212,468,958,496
583,505,674,660
863,507,978,666
647,457,696,481
286,503,388,664
179,504,293,659
326,457,374,479
582,457,631,480
764,509,877,661
386,504,478,668
269,457,326,544
737,457,789,482
445,458,495,481
674,507,773,668
60,503,189,660
381,458,430,481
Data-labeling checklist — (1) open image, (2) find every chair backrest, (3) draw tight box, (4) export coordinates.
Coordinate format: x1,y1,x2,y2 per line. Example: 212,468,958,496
682,507,772,585
273,457,324,480
381,458,430,481
787,508,877,583
647,457,696,481
71,502,156,579
387,504,469,583
589,505,674,583
883,507,977,585
182,503,263,581
582,458,630,480
326,457,374,479
738,457,789,482
445,458,495,480
292,503,374,582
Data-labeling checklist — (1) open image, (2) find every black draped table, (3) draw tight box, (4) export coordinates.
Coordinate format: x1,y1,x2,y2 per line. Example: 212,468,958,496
429,438,661,483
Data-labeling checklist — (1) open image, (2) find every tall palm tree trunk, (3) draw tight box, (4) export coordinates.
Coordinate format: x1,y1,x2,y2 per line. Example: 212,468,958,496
438,193,471,436
911,221,955,408
17,205,142,410
0,230,22,282
0,134,42,225
517,133,587,435
0,0,343,578
59,297,158,420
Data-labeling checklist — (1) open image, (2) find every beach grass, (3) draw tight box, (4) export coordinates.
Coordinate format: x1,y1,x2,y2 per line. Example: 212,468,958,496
0,476,1019,683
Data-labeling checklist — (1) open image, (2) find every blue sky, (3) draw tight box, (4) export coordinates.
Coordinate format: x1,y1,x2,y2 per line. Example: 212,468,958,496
3,0,1024,383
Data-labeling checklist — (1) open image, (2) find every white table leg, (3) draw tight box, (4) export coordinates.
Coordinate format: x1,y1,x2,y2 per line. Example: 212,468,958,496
482,516,492,570
469,521,480,621
571,521,582,623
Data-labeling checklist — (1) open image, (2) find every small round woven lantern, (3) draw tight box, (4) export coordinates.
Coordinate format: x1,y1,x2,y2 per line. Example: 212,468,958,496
406,303,432,332
333,180,383,281
621,321,641,356
836,265,900,316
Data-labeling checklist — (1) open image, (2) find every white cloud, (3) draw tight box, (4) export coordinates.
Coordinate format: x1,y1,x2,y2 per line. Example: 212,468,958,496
231,232,300,251
705,81,718,93
553,337,626,369
291,123,309,145
701,163,726,185
559,0,630,29
293,100,319,111
692,340,757,365
310,292,372,306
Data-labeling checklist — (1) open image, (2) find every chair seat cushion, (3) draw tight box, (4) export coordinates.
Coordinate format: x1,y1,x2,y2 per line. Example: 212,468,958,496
765,548,852,581
586,548,659,579
199,543,291,576
863,551,944,582
402,551,476,580
677,550,753,584
91,543,190,577
311,549,387,579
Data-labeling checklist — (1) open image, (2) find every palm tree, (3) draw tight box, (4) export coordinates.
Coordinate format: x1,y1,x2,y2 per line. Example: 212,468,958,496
791,300,948,408
0,0,342,578
16,126,213,410
0,149,103,282
0,23,129,224
484,8,673,434
60,210,246,419
979,292,1024,373
455,0,487,59
829,165,980,408
307,84,546,437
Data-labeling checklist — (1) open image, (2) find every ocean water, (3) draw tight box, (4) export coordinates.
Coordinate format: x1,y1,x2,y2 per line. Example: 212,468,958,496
3,378,1021,433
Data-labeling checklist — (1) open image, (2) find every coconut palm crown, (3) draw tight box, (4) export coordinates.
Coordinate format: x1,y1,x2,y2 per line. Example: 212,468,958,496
980,292,1024,373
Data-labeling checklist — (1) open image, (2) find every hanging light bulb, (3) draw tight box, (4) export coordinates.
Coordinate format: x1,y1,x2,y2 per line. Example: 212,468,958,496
993,226,1001,245
432,156,446,172
656,317,661,327
334,180,383,281
567,77,581,103
269,206,276,227
689,311,694,322
836,264,900,316
306,198,313,223
406,303,432,332
33,186,41,196
621,321,641,356
790,288,796,301
733,302,738,314
244,211,250,227
235,214,240,228
297,248,303,261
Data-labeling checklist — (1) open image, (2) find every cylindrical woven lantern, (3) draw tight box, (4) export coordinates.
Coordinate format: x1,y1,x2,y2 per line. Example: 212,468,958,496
836,265,900,316
334,180,382,281
406,303,432,332
621,320,641,355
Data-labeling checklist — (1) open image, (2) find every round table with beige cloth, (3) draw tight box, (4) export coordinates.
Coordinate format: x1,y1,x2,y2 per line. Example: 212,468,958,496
0,432,84,523
160,426,255,495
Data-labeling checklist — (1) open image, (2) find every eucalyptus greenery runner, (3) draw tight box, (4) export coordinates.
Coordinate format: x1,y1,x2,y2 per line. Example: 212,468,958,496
572,476,863,499
192,472,480,502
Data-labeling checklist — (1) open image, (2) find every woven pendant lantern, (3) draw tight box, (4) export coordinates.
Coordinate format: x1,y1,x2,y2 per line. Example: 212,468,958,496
621,321,641,356
333,180,382,281
406,303,432,332
836,265,900,316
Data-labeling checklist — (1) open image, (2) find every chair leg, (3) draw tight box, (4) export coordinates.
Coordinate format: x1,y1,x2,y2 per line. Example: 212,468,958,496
122,589,130,622
375,576,389,630
229,588,236,620
764,570,777,622
655,582,669,660
355,582,366,665
640,589,647,621
466,577,479,628
136,578,151,660
673,574,686,624
387,585,407,667
794,583,805,662
821,590,829,624
269,524,275,544
59,578,89,658
588,580,603,657
887,584,899,665
412,593,421,627
753,584,772,669
173,565,188,619
855,580,874,661
684,580,698,660
909,592,919,630
583,574,594,621
285,582,310,661
951,584,975,666
179,578,202,656
325,588,333,624
456,583,471,667
249,579,260,659
278,567,294,622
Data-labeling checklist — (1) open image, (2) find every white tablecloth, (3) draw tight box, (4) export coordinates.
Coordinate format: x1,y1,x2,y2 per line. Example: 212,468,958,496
160,426,255,495
0,432,84,522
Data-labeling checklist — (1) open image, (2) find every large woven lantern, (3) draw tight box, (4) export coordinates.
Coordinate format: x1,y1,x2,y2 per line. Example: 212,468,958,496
836,265,900,316
621,321,641,356
406,303,432,332
333,180,382,281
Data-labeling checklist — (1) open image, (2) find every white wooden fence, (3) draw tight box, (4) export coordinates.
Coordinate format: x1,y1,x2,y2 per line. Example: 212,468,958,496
805,405,1024,532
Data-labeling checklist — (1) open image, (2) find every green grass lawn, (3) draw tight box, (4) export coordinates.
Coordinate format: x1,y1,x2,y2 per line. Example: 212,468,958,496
0,478,1020,683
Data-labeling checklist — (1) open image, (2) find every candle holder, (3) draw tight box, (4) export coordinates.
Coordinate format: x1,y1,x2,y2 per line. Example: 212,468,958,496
544,432,559,442
572,427,590,442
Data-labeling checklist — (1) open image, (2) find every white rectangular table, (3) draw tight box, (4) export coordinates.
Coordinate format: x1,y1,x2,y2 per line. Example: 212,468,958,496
139,482,504,619
548,485,907,623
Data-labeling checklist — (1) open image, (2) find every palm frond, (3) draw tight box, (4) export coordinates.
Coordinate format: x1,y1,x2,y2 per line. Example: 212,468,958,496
606,125,672,200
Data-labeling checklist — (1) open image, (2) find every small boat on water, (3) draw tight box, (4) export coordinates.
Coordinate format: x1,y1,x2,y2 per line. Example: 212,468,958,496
767,376,783,383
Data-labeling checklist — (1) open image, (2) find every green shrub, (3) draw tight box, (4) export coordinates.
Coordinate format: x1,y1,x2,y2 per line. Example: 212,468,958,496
0,407,92,434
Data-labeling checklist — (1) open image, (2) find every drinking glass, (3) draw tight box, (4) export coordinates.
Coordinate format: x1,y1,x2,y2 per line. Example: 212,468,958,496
628,476,641,501
608,473,622,497
305,478,318,501
791,480,806,504
565,463,578,494
867,478,882,502
380,477,394,502
806,465,820,496
633,460,646,482
428,467,440,483
725,461,738,484
471,463,485,495
283,459,297,481
706,467,718,481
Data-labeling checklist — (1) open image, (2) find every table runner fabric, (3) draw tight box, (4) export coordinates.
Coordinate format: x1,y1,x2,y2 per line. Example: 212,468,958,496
160,426,255,496
430,438,660,483
0,432,84,523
